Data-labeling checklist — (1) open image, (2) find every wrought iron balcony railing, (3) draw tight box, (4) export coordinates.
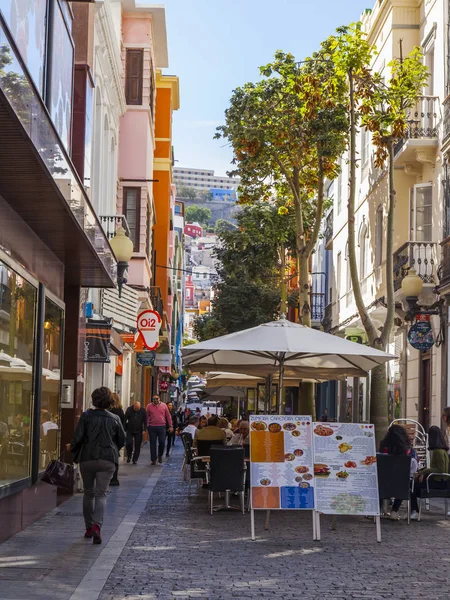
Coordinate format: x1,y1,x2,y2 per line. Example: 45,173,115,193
443,95,450,152
311,292,325,322
438,236,450,290
322,303,333,332
394,96,439,155
393,241,437,292
99,215,131,240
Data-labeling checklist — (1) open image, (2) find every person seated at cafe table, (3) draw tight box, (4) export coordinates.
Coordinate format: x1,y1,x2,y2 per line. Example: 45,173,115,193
197,416,207,431
218,417,233,442
229,421,249,446
193,415,226,448
409,425,450,521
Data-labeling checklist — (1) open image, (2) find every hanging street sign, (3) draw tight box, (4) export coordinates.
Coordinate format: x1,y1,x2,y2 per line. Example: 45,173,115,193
137,309,162,350
407,314,435,351
136,351,156,367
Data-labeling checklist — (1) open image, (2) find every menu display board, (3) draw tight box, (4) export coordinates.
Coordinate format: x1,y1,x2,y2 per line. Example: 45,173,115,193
313,422,380,516
250,415,314,510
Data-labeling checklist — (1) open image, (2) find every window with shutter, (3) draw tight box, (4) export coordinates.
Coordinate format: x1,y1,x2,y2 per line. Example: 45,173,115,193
123,187,141,251
125,49,143,105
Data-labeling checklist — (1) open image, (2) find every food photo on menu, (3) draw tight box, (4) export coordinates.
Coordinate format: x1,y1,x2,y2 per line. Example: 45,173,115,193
249,416,315,510
312,422,380,516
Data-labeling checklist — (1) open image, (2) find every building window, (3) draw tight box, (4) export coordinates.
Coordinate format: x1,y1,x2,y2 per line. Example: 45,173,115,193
359,224,369,279
361,127,370,173
345,242,352,292
149,57,155,114
375,206,383,267
123,187,141,251
146,204,152,259
411,183,433,241
0,261,37,488
125,49,143,105
337,251,342,300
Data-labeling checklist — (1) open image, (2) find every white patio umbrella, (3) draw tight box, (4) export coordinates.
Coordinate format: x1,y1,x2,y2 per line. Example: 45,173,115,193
182,318,395,414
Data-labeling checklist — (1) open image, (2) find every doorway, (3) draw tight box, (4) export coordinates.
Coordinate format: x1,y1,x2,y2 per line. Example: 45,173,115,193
420,353,431,431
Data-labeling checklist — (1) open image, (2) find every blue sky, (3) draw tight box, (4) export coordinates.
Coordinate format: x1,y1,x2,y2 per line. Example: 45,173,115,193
161,0,373,176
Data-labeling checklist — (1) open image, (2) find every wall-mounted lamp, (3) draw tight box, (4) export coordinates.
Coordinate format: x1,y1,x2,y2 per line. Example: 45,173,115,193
110,226,134,298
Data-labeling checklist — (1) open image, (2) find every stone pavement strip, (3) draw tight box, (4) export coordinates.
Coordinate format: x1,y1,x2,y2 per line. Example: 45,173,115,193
0,449,163,600
2,443,450,600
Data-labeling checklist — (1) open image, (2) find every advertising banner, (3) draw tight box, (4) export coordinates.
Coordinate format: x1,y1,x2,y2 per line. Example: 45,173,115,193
137,310,162,350
84,319,112,363
312,422,380,516
249,415,314,510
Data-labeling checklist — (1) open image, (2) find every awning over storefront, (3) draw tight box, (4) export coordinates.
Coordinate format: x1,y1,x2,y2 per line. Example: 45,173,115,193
0,20,115,288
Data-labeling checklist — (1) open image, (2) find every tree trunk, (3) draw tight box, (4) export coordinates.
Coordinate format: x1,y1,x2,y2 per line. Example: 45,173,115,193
280,242,287,316
370,364,389,445
370,138,396,441
298,253,311,327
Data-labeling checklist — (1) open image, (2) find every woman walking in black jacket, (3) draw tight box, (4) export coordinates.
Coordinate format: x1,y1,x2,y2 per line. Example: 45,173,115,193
70,387,125,544
109,393,125,486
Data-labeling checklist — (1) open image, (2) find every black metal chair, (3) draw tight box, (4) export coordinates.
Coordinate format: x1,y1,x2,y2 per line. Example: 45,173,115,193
377,454,412,523
196,438,224,458
208,446,246,515
185,440,206,496
414,473,450,521
180,432,193,480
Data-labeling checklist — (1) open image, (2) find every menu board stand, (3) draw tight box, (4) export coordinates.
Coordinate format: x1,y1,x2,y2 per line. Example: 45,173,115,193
312,422,382,543
249,415,315,541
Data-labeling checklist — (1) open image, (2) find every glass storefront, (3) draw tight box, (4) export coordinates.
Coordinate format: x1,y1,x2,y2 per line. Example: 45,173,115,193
0,257,64,489
40,298,63,470
0,260,36,486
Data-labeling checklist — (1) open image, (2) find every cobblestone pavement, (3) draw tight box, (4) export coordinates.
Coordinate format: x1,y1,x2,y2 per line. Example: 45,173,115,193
99,445,450,600
0,451,161,600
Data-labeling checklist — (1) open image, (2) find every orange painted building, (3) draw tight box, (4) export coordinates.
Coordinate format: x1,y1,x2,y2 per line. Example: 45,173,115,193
153,71,180,339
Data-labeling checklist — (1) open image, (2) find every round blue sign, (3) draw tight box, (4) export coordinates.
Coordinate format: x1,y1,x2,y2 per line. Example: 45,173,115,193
407,320,435,351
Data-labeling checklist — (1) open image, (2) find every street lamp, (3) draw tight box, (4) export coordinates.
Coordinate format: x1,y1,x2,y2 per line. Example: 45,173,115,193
110,226,134,298
401,268,423,320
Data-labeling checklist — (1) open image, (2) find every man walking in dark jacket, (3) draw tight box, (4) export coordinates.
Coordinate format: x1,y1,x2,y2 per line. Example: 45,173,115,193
124,401,147,464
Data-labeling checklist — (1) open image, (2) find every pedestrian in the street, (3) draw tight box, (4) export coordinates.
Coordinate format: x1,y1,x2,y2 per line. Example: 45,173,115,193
69,387,125,545
146,395,173,465
410,426,449,520
166,400,178,457
109,393,125,486
124,401,147,464
177,406,184,428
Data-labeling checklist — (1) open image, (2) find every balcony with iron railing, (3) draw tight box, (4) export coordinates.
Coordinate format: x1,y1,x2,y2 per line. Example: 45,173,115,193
322,302,333,332
442,95,450,153
310,292,325,323
393,241,437,293
394,96,440,158
99,215,131,240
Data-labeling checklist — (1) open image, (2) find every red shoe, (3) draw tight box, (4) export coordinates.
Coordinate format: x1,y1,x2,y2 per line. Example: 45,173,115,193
92,523,102,545
84,527,93,539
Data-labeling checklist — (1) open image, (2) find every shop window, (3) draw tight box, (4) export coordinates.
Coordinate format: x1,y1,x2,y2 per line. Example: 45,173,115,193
0,261,37,487
40,298,63,471
125,49,143,105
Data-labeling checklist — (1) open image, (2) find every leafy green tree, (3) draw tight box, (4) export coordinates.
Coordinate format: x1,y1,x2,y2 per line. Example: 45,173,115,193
216,50,348,415
193,202,296,341
214,219,236,235
332,25,428,437
185,204,212,227
178,185,197,201
199,190,213,202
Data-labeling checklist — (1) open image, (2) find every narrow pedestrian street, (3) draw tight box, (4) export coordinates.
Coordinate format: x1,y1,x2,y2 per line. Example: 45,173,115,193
0,444,448,600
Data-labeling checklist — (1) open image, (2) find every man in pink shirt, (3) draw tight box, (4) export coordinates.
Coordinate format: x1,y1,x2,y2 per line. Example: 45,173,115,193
146,395,173,465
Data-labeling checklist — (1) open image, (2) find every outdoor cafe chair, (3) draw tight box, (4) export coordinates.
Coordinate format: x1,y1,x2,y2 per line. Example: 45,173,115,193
207,446,246,515
185,440,207,496
377,454,412,523
196,438,225,459
413,473,450,521
180,432,193,480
